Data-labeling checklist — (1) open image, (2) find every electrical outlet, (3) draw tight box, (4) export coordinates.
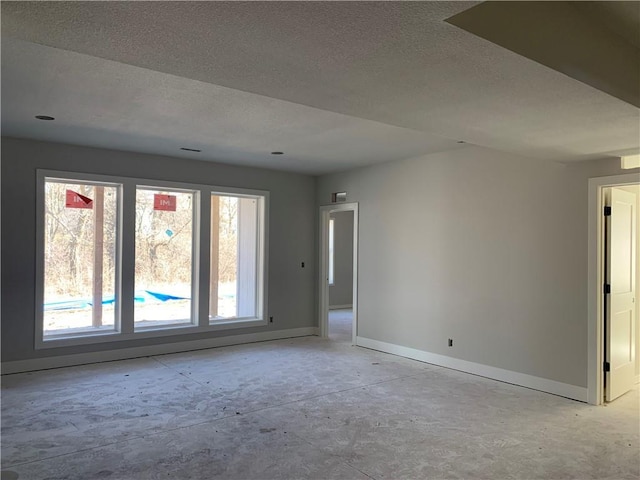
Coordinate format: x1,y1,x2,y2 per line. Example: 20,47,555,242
301,262,305,268
269,316,274,323
448,338,453,347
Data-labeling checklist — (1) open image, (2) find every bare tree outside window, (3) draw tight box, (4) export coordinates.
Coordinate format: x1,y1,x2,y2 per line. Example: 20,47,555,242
134,188,195,328
210,194,260,320
43,180,118,335
42,177,265,339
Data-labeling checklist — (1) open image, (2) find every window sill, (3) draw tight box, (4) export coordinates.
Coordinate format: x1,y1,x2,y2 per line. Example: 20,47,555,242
36,319,266,349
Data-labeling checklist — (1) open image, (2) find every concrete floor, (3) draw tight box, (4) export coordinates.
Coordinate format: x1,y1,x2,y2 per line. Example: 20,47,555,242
1,310,639,480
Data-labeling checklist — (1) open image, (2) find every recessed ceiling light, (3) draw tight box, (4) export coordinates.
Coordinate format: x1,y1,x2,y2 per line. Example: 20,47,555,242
35,115,55,121
180,147,201,152
271,151,284,155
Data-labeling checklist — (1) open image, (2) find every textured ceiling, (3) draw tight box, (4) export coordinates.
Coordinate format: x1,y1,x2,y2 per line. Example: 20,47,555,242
2,1,639,174
3,38,461,174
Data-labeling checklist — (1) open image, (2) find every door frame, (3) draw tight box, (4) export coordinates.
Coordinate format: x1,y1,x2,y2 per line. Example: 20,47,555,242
588,173,639,405
319,202,358,343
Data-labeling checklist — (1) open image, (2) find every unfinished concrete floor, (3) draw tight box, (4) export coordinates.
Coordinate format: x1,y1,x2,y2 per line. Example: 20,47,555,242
2,310,639,480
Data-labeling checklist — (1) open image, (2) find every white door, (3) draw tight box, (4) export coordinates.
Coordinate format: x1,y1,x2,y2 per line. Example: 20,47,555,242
605,188,637,402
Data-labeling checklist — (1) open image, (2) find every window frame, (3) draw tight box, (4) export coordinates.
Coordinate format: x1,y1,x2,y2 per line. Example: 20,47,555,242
35,170,269,349
328,217,335,286
37,173,124,345
209,191,266,327
133,184,200,331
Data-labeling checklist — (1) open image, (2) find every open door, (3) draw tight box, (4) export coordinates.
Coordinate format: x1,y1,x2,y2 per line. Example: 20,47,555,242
605,187,637,402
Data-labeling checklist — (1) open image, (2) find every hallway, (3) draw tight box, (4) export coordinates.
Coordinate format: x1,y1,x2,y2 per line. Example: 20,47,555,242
328,308,353,344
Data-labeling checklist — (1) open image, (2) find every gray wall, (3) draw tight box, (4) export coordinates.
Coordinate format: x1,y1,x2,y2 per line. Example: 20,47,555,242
317,145,634,388
1,137,317,362
329,211,353,307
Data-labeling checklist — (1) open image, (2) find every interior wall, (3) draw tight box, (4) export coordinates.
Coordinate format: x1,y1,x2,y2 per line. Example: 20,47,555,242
317,145,634,388
329,211,354,308
1,137,317,363
618,184,640,380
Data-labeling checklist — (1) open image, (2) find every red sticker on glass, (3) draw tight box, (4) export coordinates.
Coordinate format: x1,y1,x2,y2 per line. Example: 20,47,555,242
65,190,93,209
154,194,177,211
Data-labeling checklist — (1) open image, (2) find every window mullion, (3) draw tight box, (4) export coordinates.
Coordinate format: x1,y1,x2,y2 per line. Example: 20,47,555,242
198,189,211,327
119,180,136,334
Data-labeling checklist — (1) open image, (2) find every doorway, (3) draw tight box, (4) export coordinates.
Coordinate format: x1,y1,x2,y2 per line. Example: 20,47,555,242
588,174,639,405
319,203,358,344
328,210,354,343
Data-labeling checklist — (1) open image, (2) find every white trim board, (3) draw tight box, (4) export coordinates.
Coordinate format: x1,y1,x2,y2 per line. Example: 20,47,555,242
319,202,359,345
2,327,318,375
357,336,588,403
329,304,353,310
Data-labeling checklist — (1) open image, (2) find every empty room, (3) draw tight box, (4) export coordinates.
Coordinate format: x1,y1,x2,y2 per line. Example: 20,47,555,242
1,2,639,479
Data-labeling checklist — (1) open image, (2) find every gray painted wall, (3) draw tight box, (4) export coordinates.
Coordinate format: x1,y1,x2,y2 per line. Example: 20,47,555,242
329,211,353,307
1,137,317,362
317,145,634,388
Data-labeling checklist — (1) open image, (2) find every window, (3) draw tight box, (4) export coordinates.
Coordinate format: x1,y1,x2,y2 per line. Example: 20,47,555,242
210,194,264,322
42,178,121,339
37,171,267,347
134,187,197,329
328,217,335,285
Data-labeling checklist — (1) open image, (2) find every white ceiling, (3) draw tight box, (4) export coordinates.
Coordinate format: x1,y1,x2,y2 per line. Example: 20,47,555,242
2,1,639,175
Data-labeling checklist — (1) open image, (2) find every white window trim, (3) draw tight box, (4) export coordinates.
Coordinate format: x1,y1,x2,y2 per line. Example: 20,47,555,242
208,192,266,325
36,169,269,350
328,217,335,286
36,171,125,349
134,184,200,330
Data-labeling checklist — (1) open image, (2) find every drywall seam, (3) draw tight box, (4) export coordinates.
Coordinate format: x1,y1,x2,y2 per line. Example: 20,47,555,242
2,327,318,375
357,336,588,403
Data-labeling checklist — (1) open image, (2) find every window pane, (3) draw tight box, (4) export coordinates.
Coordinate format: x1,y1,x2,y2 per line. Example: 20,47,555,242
135,188,195,328
210,194,261,321
43,180,119,336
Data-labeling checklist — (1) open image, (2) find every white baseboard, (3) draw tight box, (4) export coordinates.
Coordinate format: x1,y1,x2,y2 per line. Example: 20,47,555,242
329,304,353,310
356,336,588,403
2,327,319,375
